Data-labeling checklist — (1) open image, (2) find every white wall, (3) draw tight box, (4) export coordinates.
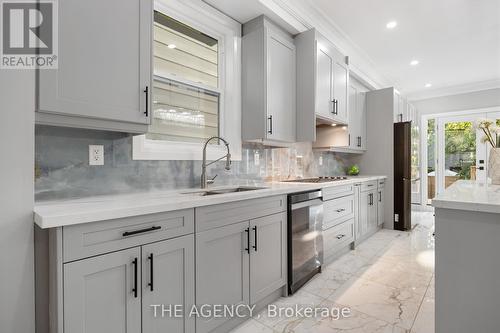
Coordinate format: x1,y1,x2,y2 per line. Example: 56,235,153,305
0,70,35,332
413,88,500,116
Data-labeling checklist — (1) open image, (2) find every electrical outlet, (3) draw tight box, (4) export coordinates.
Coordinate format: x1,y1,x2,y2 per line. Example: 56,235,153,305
89,145,104,166
394,214,399,222
254,151,260,166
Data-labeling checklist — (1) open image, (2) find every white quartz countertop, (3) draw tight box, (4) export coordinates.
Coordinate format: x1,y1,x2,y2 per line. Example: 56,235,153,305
34,176,386,229
432,180,500,214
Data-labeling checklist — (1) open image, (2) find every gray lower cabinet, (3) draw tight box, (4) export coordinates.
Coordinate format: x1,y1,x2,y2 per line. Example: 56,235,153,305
196,221,250,333
377,187,385,226
195,206,287,333
64,234,194,333
63,247,142,333
36,0,152,133
359,188,377,238
142,235,195,333
249,213,287,304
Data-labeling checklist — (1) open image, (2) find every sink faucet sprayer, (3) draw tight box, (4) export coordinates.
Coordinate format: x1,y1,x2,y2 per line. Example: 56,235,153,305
201,136,231,189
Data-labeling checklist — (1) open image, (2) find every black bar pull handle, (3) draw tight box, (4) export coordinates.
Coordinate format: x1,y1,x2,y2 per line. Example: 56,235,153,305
252,226,258,252
123,226,161,237
132,258,138,298
148,253,154,292
144,86,149,116
379,191,382,202
244,228,250,254
267,115,273,134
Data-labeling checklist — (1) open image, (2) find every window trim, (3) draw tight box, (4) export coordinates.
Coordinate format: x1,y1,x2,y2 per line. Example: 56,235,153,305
133,0,241,161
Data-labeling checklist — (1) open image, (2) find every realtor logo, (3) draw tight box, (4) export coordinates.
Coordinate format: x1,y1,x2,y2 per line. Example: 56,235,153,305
1,0,58,68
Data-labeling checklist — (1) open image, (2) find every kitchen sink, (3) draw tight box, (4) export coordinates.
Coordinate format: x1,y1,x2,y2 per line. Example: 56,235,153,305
182,186,268,196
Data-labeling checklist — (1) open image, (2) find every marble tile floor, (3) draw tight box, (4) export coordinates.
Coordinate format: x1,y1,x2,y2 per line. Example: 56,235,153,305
231,211,435,333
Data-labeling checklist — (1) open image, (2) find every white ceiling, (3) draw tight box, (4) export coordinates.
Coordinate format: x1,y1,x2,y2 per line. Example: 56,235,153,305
204,0,500,98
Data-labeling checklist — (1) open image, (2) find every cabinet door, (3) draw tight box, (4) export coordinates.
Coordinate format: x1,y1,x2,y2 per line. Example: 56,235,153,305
333,60,349,123
358,91,367,150
196,221,250,333
359,191,370,237
142,235,195,333
316,46,334,119
266,29,296,142
377,188,385,226
368,190,378,229
348,84,361,150
38,0,151,125
64,247,141,333
249,212,287,304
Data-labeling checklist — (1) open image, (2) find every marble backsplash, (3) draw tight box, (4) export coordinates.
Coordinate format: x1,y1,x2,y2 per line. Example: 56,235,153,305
35,126,352,201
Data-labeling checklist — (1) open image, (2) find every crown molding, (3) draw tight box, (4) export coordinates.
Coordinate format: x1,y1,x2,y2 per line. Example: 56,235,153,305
407,79,500,101
259,0,393,90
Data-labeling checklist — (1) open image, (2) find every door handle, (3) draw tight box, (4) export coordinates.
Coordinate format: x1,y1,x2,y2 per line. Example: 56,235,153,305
123,226,161,237
334,99,338,115
147,253,154,292
267,115,273,134
132,258,138,298
358,136,361,147
336,208,346,213
143,86,149,117
336,234,345,239
252,226,258,252
244,228,250,254
379,191,382,202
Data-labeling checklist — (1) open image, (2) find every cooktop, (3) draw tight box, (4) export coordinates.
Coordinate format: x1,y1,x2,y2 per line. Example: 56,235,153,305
282,176,348,183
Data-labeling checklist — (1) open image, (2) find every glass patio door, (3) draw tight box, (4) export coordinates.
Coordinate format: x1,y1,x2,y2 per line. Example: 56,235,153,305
436,115,487,195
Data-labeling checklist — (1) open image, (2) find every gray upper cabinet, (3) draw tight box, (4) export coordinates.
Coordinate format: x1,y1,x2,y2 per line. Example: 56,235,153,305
142,235,195,333
316,47,334,120
64,247,142,333
196,221,250,333
296,28,349,142
348,77,368,151
242,15,296,144
249,212,287,304
333,60,349,123
36,0,152,133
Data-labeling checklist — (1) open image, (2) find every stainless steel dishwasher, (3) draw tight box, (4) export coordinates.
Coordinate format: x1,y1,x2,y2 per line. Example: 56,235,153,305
287,190,324,294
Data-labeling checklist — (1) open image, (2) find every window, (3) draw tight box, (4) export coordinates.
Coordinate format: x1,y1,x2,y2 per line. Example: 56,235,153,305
147,12,220,143
133,0,241,160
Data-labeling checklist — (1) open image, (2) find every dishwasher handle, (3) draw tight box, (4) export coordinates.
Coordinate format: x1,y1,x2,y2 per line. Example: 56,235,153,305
291,198,323,210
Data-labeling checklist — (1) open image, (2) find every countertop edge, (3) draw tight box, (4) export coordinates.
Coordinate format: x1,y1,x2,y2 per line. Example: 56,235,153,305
34,176,387,229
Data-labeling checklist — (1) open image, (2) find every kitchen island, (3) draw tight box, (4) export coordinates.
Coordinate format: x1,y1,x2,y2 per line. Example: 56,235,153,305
433,180,500,333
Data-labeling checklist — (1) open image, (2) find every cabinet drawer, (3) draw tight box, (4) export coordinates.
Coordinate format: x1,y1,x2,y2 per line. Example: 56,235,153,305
63,209,194,262
195,195,286,232
323,195,355,229
323,219,354,258
378,179,386,189
361,181,377,192
322,184,354,200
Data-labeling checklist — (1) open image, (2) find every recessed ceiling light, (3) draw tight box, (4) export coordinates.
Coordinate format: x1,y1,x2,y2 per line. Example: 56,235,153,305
425,83,432,88
167,44,176,49
386,21,397,29
410,60,419,66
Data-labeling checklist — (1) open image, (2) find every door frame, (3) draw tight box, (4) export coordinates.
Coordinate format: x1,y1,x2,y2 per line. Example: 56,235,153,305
436,114,486,194
419,106,500,205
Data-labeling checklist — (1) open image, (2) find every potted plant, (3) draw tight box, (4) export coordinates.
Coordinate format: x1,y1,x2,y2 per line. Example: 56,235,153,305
476,119,500,185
